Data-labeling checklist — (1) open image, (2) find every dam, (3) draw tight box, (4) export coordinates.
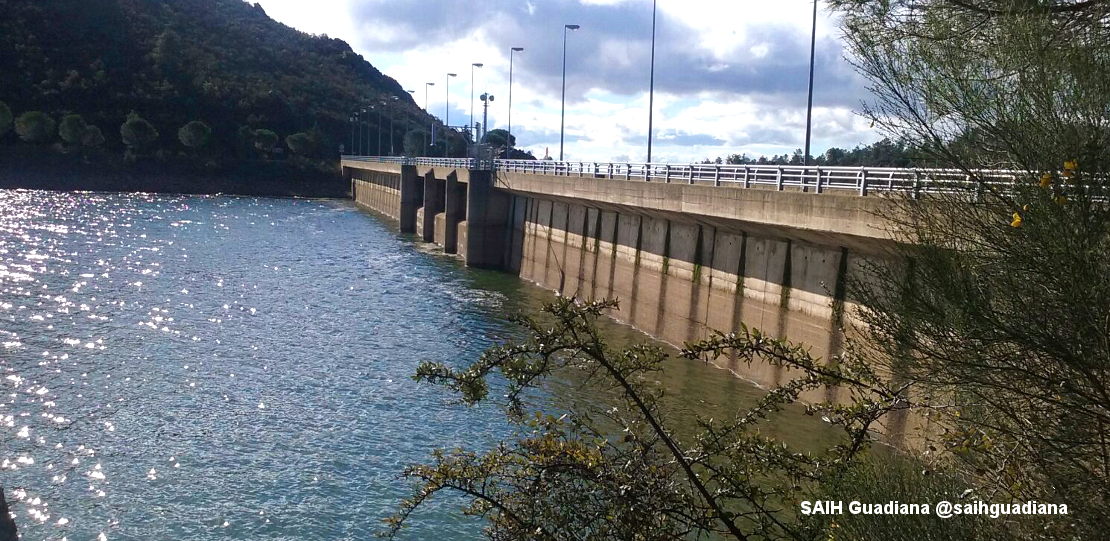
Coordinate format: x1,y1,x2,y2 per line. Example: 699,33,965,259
340,156,926,390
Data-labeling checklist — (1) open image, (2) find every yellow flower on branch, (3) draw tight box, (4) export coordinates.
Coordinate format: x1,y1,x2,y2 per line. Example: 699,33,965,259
1056,195,1068,205
1063,160,1078,179
1011,212,1023,228
1039,173,1052,188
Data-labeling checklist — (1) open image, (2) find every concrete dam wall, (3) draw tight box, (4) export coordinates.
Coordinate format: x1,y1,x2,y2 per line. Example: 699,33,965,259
345,159,896,396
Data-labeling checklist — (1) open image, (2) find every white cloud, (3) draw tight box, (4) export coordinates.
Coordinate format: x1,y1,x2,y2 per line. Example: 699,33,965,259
251,0,882,162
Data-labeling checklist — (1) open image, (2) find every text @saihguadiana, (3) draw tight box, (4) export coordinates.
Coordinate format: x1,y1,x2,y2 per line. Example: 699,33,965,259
800,501,1068,519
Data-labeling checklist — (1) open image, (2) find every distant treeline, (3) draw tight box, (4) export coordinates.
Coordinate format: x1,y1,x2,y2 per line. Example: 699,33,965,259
702,138,922,167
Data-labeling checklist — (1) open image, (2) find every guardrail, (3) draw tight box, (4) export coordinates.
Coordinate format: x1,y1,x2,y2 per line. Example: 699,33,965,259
341,156,1029,197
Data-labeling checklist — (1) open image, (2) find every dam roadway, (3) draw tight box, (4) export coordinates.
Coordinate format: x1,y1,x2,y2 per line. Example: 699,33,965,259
342,156,1005,393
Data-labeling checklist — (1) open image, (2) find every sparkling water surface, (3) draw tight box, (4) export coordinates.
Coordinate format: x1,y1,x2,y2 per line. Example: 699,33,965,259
0,189,816,540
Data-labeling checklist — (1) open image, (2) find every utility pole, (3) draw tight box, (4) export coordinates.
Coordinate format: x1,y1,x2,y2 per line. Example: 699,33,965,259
560,24,580,161
446,73,457,157
507,47,523,158
646,0,658,163
803,0,818,166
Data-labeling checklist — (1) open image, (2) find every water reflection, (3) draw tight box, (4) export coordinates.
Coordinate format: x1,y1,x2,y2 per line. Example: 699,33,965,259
0,189,831,540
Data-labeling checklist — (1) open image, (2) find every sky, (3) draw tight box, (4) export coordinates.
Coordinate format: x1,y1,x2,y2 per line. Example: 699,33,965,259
252,0,882,163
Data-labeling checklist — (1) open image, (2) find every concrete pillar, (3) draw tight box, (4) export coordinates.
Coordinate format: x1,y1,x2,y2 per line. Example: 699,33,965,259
422,171,444,243
399,165,422,234
464,170,513,269
443,171,467,254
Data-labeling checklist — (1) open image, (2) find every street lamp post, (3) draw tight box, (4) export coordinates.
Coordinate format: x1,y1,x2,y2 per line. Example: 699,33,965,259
803,0,818,166
360,108,367,155
375,104,384,156
560,24,580,161
646,0,658,163
446,73,457,157
507,47,523,158
349,115,355,155
425,82,435,156
471,63,483,143
405,90,415,156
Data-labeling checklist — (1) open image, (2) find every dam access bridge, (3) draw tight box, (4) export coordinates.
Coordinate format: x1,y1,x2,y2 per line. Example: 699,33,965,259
342,155,1017,394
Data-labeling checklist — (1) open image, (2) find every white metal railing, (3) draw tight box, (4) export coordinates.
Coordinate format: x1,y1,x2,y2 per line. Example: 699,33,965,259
341,156,1036,197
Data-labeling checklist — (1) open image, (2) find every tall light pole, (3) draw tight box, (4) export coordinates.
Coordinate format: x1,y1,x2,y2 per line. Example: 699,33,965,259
373,104,382,155
360,108,367,155
425,82,435,156
390,95,402,155
405,90,415,156
646,0,658,163
560,24,580,161
803,0,818,166
507,47,524,159
446,72,457,157
350,114,356,155
471,63,483,143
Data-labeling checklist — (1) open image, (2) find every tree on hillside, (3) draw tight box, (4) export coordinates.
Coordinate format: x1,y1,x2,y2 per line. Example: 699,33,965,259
14,112,56,145
58,114,88,148
80,125,105,151
285,132,314,156
403,129,425,157
120,112,159,153
0,101,12,138
178,121,212,151
483,128,515,148
152,29,185,78
252,129,278,155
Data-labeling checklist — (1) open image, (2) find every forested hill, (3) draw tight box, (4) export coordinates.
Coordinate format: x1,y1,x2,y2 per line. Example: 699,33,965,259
0,0,446,164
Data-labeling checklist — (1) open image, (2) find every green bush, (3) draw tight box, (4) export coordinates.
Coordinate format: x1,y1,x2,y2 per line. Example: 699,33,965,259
14,111,56,144
81,125,105,149
285,132,314,156
58,114,88,146
252,129,278,152
120,111,159,151
178,121,212,150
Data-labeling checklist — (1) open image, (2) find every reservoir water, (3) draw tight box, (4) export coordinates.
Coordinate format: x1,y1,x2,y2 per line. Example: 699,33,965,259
0,190,824,540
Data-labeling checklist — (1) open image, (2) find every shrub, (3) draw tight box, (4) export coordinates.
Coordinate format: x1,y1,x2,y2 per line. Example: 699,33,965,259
80,125,105,149
120,111,158,151
58,114,88,146
252,129,278,153
178,121,212,150
14,111,56,144
285,132,314,156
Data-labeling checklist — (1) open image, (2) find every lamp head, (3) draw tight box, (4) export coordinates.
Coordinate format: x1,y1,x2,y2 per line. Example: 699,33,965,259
473,63,484,68
565,24,580,30
427,82,435,86
512,47,524,52
447,73,457,77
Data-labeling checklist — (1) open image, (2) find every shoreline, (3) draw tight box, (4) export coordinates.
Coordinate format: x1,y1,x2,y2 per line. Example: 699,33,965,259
0,149,349,198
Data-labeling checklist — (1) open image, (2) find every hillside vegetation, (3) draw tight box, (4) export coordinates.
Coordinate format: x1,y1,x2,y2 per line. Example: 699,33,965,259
0,0,462,189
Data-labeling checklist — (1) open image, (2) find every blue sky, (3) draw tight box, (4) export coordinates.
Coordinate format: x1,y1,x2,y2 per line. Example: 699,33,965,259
253,0,883,162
